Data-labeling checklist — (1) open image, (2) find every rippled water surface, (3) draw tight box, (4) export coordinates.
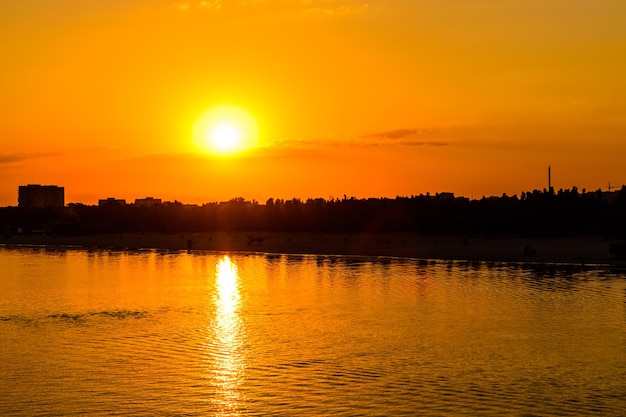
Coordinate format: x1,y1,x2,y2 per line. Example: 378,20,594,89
1,247,626,416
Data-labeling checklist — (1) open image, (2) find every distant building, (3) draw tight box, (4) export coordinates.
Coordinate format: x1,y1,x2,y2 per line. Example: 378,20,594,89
436,192,455,200
18,184,64,208
98,198,127,207
134,197,162,207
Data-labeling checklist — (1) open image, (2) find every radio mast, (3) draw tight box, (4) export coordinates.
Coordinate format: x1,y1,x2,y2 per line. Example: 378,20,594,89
548,166,551,191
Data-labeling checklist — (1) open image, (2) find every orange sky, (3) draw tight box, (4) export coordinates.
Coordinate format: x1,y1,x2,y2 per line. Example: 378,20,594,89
2,0,625,205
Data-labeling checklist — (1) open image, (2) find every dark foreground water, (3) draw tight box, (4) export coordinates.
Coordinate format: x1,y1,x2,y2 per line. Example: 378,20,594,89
1,247,626,416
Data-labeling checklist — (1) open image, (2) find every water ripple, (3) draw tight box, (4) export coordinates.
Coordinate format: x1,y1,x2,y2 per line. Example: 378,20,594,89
2,250,626,416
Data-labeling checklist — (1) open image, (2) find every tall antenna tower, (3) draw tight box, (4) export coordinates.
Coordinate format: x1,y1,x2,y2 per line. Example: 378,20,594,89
548,166,551,191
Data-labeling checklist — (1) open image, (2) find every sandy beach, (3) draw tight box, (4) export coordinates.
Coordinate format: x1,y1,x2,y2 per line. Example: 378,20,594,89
3,232,624,266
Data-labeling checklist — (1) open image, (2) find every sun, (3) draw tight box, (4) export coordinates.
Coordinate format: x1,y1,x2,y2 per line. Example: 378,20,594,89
211,123,241,152
193,105,259,155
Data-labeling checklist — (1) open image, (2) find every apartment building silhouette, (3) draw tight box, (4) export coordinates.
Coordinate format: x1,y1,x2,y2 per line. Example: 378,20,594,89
18,184,65,208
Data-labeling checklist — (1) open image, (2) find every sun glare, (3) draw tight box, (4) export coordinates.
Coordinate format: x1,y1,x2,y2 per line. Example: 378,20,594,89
193,105,259,155
211,123,241,152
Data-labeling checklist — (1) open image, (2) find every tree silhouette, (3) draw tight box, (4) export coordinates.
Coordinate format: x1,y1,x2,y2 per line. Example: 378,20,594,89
1,187,625,238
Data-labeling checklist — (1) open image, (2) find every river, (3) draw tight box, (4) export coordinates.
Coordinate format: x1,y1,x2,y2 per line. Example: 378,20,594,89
1,246,625,416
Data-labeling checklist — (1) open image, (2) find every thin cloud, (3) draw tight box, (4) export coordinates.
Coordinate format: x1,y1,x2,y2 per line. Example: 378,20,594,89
401,140,447,147
0,152,60,164
268,130,448,150
362,128,448,146
175,0,368,15
252,139,333,159
0,155,27,164
365,128,431,140
268,138,319,148
176,0,221,11
304,2,369,16
365,140,448,148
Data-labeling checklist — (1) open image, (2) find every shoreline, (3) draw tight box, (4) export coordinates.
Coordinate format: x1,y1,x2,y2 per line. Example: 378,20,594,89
2,232,625,267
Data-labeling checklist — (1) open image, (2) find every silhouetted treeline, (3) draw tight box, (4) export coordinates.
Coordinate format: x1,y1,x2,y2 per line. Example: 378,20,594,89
2,187,626,237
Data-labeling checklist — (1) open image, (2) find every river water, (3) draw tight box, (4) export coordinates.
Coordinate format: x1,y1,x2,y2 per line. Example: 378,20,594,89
1,246,625,416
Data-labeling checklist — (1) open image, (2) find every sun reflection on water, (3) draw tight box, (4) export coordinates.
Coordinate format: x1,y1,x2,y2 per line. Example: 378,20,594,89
211,255,245,415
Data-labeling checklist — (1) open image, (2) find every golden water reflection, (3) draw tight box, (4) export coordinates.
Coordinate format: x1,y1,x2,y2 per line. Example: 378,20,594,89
211,255,245,415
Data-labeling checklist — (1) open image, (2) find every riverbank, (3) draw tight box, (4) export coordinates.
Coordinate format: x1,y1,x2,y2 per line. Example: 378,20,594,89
2,232,623,266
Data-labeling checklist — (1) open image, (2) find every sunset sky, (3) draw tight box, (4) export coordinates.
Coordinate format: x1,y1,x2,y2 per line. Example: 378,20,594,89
2,0,625,206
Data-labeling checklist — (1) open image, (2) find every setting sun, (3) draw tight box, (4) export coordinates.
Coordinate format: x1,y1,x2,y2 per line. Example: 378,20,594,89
193,105,259,156
211,123,242,152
